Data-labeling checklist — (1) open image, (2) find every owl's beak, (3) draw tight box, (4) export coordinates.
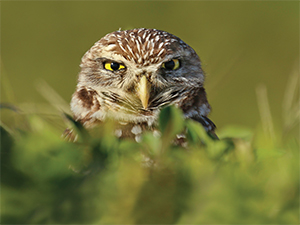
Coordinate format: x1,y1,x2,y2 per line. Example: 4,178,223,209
137,75,151,109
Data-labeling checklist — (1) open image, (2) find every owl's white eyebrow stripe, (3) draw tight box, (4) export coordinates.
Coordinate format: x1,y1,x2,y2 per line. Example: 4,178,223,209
106,44,117,51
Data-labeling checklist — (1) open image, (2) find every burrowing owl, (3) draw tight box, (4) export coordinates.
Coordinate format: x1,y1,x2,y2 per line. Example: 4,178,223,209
70,28,216,140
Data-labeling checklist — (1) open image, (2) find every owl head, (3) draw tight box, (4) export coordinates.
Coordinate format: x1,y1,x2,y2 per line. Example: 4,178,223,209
71,28,212,131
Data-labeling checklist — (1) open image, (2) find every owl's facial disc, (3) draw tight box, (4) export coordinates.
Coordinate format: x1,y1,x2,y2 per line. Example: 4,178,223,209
71,28,215,129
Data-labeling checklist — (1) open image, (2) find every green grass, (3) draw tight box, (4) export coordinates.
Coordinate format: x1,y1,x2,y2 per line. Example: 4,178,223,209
1,68,299,224
1,103,299,224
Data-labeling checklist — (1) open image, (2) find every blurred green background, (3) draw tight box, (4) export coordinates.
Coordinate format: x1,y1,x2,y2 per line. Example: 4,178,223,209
1,2,299,224
1,1,299,133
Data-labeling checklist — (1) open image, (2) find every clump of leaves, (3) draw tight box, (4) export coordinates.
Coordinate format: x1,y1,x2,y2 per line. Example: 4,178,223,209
1,105,299,224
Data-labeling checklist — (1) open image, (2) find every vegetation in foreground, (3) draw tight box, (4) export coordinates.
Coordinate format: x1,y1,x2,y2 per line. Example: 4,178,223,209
1,103,298,224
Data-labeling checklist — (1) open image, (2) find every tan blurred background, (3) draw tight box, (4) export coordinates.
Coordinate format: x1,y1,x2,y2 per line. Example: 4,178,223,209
1,1,299,135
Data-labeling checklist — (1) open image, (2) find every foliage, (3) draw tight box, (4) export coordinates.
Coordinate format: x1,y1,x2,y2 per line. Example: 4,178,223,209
1,106,299,224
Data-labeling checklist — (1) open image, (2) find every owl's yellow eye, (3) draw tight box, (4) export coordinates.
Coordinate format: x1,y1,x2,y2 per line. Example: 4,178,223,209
162,59,180,70
104,62,125,71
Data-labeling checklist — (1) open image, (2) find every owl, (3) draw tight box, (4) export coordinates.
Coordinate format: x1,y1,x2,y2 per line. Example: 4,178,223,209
69,28,216,141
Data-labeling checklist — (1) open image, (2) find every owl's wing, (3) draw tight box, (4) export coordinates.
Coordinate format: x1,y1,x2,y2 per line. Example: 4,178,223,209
190,115,218,139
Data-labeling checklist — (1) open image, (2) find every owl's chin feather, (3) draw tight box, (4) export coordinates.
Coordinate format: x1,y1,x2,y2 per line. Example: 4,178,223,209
91,109,160,127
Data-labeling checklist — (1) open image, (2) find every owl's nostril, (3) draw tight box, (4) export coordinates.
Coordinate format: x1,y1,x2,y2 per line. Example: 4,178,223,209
136,70,152,79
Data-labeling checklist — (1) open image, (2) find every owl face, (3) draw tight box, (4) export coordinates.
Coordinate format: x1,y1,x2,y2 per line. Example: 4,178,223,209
71,28,211,128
